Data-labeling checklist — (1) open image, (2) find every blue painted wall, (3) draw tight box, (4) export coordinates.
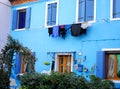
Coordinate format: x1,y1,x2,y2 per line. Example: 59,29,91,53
10,0,120,87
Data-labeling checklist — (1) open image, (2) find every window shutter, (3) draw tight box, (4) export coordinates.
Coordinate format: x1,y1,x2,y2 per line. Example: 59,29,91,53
78,0,85,22
47,4,52,26
113,0,120,18
12,10,18,30
96,51,106,79
86,0,94,21
15,54,21,74
25,7,31,28
51,3,57,25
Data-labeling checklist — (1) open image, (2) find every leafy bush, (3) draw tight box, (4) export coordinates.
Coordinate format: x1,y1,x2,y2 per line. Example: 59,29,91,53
88,75,114,89
20,72,114,89
0,69,10,89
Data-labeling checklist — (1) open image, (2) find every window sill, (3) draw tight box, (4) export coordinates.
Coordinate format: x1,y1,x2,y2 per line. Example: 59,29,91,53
107,78,120,83
14,28,27,31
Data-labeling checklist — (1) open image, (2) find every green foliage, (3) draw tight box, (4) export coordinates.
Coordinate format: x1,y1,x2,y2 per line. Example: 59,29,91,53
88,75,114,89
20,72,114,89
0,69,10,89
0,35,36,76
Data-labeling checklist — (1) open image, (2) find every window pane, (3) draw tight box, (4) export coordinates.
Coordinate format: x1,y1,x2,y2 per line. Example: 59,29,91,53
86,0,94,21
47,4,52,25
113,0,120,18
51,3,57,25
78,0,85,22
18,9,26,29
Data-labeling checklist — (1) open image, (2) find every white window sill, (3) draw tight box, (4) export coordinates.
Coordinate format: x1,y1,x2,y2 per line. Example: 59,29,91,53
14,28,27,31
112,80,120,83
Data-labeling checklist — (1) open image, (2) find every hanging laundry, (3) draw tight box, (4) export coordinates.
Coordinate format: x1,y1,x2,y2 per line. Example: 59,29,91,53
64,24,72,30
59,25,66,39
52,26,59,37
71,24,82,36
48,27,53,36
81,28,87,35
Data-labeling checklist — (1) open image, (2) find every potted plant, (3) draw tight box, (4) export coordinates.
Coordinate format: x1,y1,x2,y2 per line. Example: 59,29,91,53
44,61,50,66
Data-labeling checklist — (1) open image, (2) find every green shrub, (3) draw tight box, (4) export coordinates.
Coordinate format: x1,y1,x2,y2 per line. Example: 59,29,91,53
88,75,114,89
20,72,114,89
0,69,10,89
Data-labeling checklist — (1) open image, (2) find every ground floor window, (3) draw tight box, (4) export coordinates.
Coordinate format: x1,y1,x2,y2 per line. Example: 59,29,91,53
96,50,120,80
106,53,120,80
55,53,73,73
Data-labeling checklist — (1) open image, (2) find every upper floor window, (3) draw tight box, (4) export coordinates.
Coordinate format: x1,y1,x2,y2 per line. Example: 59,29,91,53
45,1,58,27
110,0,120,20
12,7,31,30
76,0,96,23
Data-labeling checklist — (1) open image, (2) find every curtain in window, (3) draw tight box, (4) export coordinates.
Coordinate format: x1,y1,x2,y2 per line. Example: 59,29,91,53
107,55,114,78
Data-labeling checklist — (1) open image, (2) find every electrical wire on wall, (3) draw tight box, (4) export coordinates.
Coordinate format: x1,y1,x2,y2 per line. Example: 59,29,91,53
82,38,120,42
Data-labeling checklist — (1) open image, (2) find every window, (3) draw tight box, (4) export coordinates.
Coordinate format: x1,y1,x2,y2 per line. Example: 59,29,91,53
96,51,120,80
76,0,96,23
45,1,58,27
55,53,73,73
106,54,120,80
15,54,32,74
12,7,31,30
110,0,120,20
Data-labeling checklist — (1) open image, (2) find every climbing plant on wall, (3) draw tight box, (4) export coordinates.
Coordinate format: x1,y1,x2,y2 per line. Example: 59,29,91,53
0,35,36,76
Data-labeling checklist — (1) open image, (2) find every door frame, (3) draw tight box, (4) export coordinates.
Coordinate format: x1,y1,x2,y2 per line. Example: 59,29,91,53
54,53,74,73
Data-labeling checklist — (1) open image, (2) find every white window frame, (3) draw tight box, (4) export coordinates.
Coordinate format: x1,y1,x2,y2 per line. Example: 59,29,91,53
45,0,59,28
110,0,120,21
76,0,96,23
54,53,74,73
14,6,29,31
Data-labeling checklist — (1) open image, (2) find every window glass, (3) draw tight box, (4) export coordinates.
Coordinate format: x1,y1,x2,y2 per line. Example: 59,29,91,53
12,7,31,30
107,54,120,79
113,0,120,18
47,2,57,26
78,0,94,22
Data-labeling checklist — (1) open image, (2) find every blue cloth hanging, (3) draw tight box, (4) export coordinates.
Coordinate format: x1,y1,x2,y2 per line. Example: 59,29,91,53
52,26,59,37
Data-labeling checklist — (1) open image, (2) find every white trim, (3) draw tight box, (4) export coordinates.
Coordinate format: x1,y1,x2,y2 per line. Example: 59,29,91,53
102,48,120,51
45,0,59,28
76,0,96,23
112,80,120,83
55,53,73,72
14,28,26,31
110,0,120,21
16,6,29,10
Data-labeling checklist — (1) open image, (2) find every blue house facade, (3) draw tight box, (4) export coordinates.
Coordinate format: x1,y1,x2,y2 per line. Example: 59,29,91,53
10,0,120,88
